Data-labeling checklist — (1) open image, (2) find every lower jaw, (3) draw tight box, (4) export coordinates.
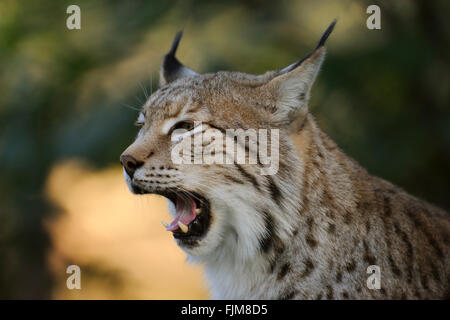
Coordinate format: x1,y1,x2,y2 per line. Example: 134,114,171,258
172,199,212,247
130,184,212,246
174,235,203,248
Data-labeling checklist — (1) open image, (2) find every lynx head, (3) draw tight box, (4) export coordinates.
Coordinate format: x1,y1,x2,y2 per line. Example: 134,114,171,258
120,21,335,261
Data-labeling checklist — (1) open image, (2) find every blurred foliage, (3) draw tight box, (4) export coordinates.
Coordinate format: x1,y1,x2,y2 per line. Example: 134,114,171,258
0,0,449,298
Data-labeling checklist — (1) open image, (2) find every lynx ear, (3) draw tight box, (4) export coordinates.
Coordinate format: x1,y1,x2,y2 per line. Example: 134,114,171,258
265,20,336,132
160,31,199,85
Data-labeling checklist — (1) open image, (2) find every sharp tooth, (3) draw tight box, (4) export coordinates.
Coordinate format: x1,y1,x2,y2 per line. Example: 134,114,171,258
195,208,202,215
161,221,168,228
178,221,188,233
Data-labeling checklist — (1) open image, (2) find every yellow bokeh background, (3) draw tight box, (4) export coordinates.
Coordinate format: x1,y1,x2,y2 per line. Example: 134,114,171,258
45,160,208,299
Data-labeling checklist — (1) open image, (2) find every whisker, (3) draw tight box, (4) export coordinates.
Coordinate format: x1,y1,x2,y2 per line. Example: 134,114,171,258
135,95,144,105
122,103,141,111
150,72,153,96
139,81,149,99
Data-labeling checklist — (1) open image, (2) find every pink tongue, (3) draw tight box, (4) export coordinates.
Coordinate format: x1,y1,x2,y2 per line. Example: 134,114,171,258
166,197,197,231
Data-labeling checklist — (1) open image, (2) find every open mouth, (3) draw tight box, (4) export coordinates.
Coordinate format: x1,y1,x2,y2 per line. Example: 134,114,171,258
132,185,211,246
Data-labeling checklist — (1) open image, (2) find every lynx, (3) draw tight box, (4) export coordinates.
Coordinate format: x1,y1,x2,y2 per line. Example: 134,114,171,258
120,21,449,299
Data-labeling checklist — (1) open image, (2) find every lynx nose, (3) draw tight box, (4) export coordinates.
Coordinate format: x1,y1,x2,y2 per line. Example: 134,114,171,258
120,154,144,178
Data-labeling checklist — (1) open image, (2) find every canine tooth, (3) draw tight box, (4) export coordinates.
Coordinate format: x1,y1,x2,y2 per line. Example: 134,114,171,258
161,221,168,228
195,208,202,215
178,221,188,233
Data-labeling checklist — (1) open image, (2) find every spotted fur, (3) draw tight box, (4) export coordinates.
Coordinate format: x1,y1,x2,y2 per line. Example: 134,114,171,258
121,23,449,299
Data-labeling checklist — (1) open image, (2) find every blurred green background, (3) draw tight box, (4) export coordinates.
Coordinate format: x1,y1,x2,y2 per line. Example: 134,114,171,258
0,0,449,299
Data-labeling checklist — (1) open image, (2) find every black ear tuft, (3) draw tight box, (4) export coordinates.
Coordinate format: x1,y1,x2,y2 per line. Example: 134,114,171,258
168,30,183,57
160,30,198,85
315,19,337,50
278,20,337,75
162,31,184,82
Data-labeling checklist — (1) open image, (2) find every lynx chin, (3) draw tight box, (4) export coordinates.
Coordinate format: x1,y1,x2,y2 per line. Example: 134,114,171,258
120,20,449,299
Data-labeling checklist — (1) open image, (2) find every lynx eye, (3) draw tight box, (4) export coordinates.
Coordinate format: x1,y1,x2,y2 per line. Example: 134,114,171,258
170,121,195,133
